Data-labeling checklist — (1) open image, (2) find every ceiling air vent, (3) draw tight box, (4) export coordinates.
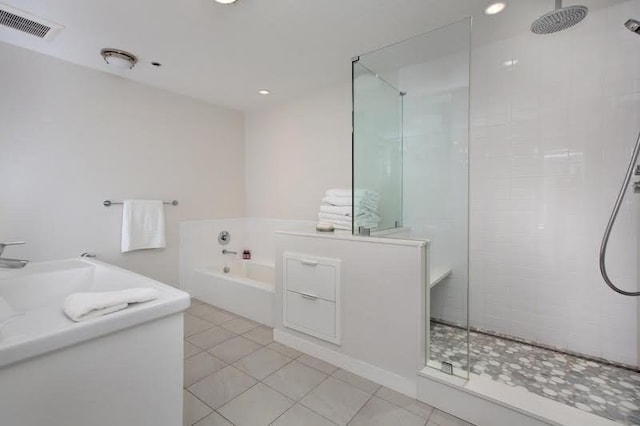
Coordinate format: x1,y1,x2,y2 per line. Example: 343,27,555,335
0,3,63,40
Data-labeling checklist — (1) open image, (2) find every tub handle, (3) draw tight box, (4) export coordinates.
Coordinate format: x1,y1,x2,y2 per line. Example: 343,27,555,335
300,292,318,300
300,259,319,266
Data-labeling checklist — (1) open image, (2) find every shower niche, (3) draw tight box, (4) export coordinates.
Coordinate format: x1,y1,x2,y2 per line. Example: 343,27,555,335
352,19,471,378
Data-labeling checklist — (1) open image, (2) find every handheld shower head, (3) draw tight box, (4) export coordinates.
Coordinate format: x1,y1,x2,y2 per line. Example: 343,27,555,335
625,19,640,34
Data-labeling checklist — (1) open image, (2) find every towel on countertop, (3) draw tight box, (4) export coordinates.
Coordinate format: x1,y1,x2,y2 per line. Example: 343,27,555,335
318,216,380,231
121,200,166,253
319,212,353,222
320,205,352,216
322,196,378,210
63,288,160,322
319,212,381,222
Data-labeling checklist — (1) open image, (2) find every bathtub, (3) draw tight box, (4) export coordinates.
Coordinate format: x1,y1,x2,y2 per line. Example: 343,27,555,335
0,258,189,426
189,260,275,326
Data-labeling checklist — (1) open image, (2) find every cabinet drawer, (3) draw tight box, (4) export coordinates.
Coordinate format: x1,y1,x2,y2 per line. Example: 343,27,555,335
285,257,336,301
285,290,336,339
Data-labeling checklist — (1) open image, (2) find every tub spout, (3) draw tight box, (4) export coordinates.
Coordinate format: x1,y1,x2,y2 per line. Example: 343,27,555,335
222,249,237,255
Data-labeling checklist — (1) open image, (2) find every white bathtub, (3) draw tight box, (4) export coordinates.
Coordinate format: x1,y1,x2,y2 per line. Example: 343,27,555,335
0,258,189,426
189,260,275,326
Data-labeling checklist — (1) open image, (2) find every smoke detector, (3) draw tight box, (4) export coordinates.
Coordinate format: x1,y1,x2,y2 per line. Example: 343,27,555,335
0,3,64,40
100,48,138,70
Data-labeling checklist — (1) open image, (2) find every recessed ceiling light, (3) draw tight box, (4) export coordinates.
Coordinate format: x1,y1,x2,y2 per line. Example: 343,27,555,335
258,89,270,95
215,0,237,3
484,2,506,15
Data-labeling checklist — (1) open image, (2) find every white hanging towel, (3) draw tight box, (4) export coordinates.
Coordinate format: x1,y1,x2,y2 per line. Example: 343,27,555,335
121,200,166,253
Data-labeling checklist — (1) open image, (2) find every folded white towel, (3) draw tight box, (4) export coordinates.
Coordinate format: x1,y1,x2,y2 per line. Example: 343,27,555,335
121,200,167,253
320,205,352,215
319,211,380,222
319,217,379,228
319,212,352,222
322,195,379,208
64,288,160,322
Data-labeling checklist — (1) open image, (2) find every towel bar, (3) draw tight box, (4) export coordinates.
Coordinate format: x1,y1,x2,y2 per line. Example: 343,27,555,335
103,200,178,207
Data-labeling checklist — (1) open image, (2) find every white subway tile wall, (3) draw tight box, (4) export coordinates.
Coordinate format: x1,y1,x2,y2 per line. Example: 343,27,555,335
413,1,640,366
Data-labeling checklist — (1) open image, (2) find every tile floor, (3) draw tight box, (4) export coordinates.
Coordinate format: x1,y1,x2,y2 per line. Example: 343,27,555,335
184,298,474,426
430,322,640,425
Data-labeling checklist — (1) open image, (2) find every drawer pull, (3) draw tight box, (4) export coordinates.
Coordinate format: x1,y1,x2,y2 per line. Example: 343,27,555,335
300,259,319,266
300,292,318,300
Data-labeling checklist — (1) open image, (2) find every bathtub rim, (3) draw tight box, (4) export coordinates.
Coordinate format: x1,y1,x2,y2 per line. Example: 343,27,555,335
195,260,275,293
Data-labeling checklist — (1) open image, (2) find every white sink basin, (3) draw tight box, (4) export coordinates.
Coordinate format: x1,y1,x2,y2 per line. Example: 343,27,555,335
0,258,190,368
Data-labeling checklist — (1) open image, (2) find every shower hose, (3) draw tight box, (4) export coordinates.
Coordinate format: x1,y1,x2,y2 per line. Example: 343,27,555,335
599,130,640,296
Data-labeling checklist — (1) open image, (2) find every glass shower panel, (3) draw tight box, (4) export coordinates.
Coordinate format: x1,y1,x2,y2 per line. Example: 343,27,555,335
353,18,471,379
352,62,403,233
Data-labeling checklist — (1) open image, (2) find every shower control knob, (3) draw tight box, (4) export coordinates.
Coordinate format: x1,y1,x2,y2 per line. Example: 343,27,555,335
218,231,230,245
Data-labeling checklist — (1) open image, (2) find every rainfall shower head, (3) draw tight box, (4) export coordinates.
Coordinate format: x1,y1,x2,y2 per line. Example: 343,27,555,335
625,19,640,34
531,0,588,35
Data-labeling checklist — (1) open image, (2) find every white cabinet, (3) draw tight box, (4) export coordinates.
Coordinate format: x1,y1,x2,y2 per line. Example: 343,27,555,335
282,252,341,345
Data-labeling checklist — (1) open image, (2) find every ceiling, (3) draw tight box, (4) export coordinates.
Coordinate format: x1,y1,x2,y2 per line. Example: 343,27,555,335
0,0,626,111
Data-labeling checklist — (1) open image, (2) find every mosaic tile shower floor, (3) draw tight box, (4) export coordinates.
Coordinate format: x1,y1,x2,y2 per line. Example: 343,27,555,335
430,322,640,425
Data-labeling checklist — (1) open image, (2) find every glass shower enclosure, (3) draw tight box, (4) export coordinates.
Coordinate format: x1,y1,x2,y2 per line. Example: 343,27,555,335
352,62,404,232
352,18,472,379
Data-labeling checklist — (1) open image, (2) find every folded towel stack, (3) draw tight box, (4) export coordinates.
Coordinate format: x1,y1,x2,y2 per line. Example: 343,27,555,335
318,188,380,231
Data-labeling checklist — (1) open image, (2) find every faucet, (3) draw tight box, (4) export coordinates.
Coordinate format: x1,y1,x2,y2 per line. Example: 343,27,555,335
222,249,237,255
0,241,29,269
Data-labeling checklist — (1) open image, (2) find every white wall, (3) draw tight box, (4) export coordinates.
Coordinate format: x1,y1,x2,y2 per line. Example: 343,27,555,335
244,84,352,220
0,42,245,286
468,1,640,365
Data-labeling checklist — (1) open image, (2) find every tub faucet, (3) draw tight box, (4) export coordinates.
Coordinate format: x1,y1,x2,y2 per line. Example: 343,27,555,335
0,241,29,269
222,249,237,255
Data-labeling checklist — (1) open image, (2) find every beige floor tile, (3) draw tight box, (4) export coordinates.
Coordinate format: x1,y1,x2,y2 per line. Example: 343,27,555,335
242,325,273,345
193,412,233,426
300,377,371,425
233,347,292,380
200,308,237,325
263,360,328,400
267,342,302,359
208,336,262,363
187,303,220,318
187,326,237,350
349,396,426,426
183,390,212,426
332,369,380,394
221,317,260,334
375,386,434,419
218,383,294,426
185,313,216,337
188,365,257,409
184,352,227,387
272,403,337,426
428,409,471,426
298,354,338,375
185,341,202,359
